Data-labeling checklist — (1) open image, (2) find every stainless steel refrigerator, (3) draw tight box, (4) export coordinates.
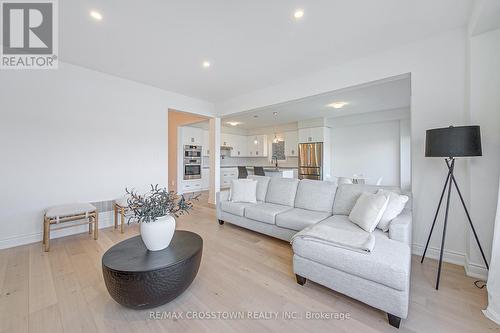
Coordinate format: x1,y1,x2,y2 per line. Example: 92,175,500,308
298,142,323,180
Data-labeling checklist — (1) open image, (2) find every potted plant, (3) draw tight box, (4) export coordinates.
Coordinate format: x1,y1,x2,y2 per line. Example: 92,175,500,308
126,185,198,251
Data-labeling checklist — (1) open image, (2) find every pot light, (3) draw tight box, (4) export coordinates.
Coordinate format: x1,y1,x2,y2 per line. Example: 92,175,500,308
227,121,240,126
328,101,349,109
90,10,103,21
293,9,304,19
254,137,258,145
202,61,211,68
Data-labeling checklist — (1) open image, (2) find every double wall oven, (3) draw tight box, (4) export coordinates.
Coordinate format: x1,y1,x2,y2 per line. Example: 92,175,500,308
184,145,202,180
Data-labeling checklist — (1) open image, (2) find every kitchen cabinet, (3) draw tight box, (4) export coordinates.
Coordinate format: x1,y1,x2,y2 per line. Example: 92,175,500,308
182,126,203,146
247,135,268,157
284,131,299,156
221,167,238,188
221,133,233,148
181,179,202,193
230,135,248,157
201,168,210,190
298,127,328,143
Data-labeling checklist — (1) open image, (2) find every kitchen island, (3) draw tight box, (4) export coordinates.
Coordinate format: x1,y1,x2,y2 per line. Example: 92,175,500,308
220,166,298,188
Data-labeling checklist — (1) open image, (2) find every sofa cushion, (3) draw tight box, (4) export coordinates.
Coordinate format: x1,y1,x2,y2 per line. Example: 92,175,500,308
294,179,337,213
220,200,258,217
230,179,257,203
275,208,332,231
265,177,299,206
349,192,389,232
332,184,401,215
376,189,409,232
247,175,271,202
245,203,293,224
292,215,411,291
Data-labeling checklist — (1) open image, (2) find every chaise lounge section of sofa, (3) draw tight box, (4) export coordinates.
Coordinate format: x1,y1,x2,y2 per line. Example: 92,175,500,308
216,176,412,328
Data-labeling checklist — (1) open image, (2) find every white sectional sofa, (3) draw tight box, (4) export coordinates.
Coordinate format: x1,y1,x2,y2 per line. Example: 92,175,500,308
216,176,412,328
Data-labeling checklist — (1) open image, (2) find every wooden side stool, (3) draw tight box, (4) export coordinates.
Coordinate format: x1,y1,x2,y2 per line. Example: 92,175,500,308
43,203,98,252
113,197,130,233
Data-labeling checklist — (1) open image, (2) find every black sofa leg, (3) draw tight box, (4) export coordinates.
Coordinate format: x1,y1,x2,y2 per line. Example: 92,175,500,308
218,219,224,225
295,274,306,286
388,313,401,329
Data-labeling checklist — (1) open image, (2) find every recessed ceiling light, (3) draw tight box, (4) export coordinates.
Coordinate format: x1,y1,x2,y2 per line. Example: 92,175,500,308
202,61,211,68
90,10,103,21
293,9,304,19
227,121,240,126
328,102,349,109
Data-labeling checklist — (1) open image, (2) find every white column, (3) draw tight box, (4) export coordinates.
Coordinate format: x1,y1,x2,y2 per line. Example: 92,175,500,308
208,117,221,205
483,178,500,324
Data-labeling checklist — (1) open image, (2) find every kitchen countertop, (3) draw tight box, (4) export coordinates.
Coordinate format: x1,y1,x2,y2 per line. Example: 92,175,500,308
220,165,298,170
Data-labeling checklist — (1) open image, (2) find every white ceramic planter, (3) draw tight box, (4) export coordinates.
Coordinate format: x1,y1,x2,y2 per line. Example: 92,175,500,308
140,215,176,251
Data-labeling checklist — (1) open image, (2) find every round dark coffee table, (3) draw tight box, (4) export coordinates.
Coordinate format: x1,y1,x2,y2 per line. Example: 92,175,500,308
102,230,203,309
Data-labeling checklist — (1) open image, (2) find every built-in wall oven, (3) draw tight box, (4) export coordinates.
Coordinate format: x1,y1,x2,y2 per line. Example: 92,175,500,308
184,145,202,158
184,145,202,180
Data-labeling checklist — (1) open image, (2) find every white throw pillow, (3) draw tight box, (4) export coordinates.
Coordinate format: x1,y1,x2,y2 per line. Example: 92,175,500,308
230,179,258,203
349,192,390,232
376,189,409,232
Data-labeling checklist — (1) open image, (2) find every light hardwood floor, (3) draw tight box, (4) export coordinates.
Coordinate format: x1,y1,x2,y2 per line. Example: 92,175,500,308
0,196,498,333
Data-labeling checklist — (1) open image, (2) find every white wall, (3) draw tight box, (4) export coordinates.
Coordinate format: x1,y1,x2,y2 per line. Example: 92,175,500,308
217,28,471,270
467,28,500,277
0,62,214,248
331,120,401,187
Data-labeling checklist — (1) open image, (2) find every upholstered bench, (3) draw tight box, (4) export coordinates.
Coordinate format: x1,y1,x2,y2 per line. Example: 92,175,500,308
43,203,98,251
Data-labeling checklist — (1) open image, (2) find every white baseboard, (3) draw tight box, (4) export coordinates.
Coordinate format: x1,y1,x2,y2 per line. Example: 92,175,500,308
0,212,115,250
465,254,488,281
412,243,465,266
412,243,488,280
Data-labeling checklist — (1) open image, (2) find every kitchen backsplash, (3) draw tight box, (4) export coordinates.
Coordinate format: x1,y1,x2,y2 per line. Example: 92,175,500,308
220,156,298,167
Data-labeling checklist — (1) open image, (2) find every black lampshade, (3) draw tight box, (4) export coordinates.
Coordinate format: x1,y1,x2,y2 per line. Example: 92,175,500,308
425,126,482,157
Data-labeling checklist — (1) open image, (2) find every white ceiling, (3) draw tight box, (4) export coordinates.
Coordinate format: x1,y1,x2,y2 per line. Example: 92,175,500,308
221,75,410,129
61,0,472,102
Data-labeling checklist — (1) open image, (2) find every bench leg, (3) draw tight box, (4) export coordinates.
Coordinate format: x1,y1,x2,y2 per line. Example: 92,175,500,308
93,212,99,240
114,204,118,229
388,313,401,329
218,219,224,225
296,274,307,286
89,218,93,234
42,217,46,245
120,207,125,234
44,218,50,252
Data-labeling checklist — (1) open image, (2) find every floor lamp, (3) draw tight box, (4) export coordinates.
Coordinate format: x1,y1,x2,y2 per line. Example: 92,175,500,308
421,125,489,290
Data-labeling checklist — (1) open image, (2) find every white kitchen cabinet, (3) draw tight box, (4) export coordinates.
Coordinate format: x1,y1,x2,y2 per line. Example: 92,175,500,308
201,168,210,190
181,179,202,193
230,135,247,157
202,130,209,156
182,126,203,146
298,127,328,143
247,135,267,157
221,133,233,148
284,131,299,156
221,167,238,188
